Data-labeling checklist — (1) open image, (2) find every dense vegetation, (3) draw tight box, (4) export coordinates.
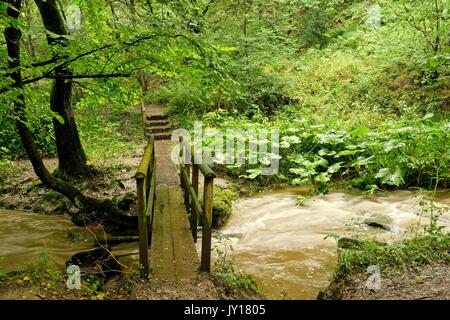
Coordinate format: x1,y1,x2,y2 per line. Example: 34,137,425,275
148,0,449,193
1,0,449,195
0,0,448,302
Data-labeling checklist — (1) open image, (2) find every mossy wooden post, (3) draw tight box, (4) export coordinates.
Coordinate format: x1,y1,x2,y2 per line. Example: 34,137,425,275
136,175,149,279
146,146,156,246
135,139,154,280
179,136,186,203
191,164,199,242
200,164,215,273
179,136,190,211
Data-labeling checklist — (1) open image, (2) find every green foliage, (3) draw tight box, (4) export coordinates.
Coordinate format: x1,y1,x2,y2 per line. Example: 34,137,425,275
198,110,449,191
399,0,449,83
149,0,449,194
0,83,56,159
295,195,309,206
333,233,450,280
82,275,102,295
212,187,239,228
213,236,258,292
332,196,450,280
416,196,449,236
23,251,63,286
198,187,239,228
75,86,144,163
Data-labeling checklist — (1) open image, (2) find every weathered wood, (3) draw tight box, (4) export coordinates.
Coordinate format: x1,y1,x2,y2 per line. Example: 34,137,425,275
136,177,149,279
146,159,156,246
198,163,216,179
191,165,199,242
168,186,199,279
180,165,203,240
201,176,214,273
135,137,156,280
184,164,191,210
135,136,155,180
150,187,176,280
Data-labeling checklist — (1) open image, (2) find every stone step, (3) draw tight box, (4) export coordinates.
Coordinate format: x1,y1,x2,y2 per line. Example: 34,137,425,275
147,113,168,121
147,119,170,127
146,126,173,134
147,132,172,140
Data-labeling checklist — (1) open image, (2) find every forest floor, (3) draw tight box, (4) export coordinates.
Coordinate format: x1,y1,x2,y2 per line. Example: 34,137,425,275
0,271,255,300
0,157,143,216
324,262,450,300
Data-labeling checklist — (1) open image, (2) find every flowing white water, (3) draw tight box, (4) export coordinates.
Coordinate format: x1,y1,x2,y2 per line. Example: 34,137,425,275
215,189,450,299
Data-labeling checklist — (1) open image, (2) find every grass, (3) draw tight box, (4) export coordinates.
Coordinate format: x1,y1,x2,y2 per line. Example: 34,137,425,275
0,251,110,300
212,235,258,294
22,251,64,286
76,103,145,165
331,197,450,281
333,233,450,281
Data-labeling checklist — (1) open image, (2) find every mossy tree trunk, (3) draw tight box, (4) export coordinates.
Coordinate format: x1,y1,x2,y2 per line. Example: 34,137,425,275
3,0,132,228
34,0,89,177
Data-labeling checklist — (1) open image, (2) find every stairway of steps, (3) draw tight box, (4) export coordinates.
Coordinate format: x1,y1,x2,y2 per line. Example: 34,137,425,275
145,112,174,141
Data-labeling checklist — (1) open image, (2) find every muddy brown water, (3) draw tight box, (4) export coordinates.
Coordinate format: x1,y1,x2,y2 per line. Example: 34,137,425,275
211,189,450,300
1,190,449,300
0,210,94,273
0,210,141,274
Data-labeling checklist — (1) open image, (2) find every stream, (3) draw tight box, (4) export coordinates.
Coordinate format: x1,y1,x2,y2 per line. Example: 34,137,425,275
213,189,450,300
1,190,449,300
0,210,93,273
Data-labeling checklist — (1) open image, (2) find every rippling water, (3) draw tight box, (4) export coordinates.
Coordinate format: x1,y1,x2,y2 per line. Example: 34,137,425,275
0,210,93,272
1,189,449,300
216,189,450,299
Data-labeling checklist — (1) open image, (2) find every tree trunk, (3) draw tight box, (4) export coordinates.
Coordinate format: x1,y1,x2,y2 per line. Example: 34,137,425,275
3,0,134,230
34,0,88,177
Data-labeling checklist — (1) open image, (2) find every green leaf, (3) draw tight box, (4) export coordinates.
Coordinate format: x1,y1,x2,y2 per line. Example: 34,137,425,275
349,126,369,137
7,16,19,28
316,172,331,183
337,149,361,157
244,168,263,179
384,139,405,152
327,162,342,174
50,112,65,125
375,167,405,186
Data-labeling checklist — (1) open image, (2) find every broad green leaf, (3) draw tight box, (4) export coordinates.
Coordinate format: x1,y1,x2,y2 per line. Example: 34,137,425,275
245,168,263,179
349,126,369,137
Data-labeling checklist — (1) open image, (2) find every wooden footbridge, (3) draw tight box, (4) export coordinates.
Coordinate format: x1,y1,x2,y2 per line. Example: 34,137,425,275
134,107,215,281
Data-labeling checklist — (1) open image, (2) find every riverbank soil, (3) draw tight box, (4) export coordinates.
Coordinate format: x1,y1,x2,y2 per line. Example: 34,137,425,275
325,262,449,300
0,158,142,217
0,273,252,300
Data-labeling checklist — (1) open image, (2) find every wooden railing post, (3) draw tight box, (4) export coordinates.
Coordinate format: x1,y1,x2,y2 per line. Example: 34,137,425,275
177,138,215,272
136,177,149,279
201,175,214,272
135,137,155,280
191,165,199,242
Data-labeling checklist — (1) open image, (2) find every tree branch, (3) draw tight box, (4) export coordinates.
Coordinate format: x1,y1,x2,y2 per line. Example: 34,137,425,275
23,72,131,84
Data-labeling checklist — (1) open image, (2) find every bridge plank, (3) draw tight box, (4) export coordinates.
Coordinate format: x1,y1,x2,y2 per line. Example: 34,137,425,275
146,107,200,282
168,186,199,280
150,186,176,281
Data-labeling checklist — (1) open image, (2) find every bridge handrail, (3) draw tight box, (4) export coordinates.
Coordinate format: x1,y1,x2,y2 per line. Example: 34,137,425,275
178,136,215,273
135,136,156,279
